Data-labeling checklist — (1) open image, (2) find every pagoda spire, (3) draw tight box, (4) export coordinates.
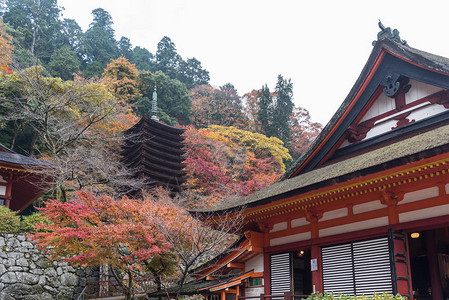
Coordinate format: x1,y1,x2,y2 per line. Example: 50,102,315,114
151,82,159,121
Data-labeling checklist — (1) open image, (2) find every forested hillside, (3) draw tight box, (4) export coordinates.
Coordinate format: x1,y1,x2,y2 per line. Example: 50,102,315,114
0,0,322,206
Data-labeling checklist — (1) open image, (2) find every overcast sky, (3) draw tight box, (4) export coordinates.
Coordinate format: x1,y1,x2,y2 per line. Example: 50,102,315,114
58,0,449,125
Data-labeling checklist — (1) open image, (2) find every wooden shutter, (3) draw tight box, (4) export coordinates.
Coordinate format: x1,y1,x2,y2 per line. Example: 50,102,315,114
353,237,392,295
322,243,355,295
322,237,393,296
270,252,291,297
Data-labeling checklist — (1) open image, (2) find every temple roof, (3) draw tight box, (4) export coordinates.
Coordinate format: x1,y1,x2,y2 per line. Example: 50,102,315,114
194,31,449,215
0,144,50,167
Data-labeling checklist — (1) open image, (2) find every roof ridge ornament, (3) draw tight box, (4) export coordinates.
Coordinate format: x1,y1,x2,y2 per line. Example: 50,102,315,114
372,20,407,46
151,81,159,121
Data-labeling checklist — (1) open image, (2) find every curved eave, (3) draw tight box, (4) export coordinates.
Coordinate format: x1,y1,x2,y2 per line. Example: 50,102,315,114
140,165,187,183
122,143,185,163
123,151,186,169
124,116,185,140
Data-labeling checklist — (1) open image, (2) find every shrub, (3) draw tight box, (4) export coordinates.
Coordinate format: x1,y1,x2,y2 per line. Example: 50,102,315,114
0,206,21,233
20,212,52,233
306,293,405,300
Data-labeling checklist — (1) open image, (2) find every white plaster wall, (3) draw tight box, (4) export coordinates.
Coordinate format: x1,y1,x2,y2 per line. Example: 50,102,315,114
319,216,388,237
320,208,347,222
400,187,439,205
0,185,5,196
245,285,264,297
361,93,395,121
291,217,308,228
364,119,397,140
353,200,386,214
270,232,311,247
244,254,264,297
270,222,287,233
408,103,447,122
399,203,449,223
245,254,264,273
0,175,6,183
405,80,442,104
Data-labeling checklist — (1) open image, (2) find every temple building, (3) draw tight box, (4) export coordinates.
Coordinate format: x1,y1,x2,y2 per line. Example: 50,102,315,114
121,87,187,193
191,24,449,300
0,144,51,211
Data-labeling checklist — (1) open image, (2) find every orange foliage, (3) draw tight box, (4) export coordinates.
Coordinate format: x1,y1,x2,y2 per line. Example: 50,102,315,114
0,19,13,73
31,190,172,269
289,106,323,158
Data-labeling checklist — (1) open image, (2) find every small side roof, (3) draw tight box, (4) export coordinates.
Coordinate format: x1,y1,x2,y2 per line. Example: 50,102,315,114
0,144,50,167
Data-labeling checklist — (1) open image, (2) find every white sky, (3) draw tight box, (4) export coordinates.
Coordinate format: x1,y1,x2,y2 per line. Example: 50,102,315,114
58,0,449,125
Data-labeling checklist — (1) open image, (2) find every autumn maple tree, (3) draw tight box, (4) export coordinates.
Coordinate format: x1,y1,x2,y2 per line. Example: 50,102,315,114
31,190,173,300
183,125,292,207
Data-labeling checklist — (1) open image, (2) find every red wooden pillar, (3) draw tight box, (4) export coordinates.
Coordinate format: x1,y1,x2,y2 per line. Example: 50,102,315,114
4,178,12,208
221,290,226,300
311,244,322,293
263,252,271,295
426,231,443,300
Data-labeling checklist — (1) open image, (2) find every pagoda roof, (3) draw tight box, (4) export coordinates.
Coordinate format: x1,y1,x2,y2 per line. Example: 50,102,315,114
123,115,185,139
122,116,187,192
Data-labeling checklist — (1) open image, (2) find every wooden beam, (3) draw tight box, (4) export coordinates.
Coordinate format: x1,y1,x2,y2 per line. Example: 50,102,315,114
227,262,245,269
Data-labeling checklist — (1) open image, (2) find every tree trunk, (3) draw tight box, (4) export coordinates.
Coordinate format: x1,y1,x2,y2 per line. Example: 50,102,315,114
29,130,38,157
99,264,109,298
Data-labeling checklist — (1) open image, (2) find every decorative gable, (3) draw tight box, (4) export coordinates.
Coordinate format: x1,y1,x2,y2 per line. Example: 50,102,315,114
339,79,448,149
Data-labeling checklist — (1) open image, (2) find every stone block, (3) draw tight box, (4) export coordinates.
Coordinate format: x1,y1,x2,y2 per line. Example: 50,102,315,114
21,242,34,249
16,257,29,267
0,292,14,300
60,273,79,286
17,272,40,285
16,235,26,242
1,259,14,267
43,268,57,278
30,268,43,275
6,239,19,248
0,272,17,284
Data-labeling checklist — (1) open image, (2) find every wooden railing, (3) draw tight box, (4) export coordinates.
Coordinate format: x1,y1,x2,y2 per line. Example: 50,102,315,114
83,277,154,299
239,292,310,300
0,195,11,207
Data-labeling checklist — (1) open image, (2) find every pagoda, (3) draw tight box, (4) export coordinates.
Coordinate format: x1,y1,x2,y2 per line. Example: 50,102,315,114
121,86,187,193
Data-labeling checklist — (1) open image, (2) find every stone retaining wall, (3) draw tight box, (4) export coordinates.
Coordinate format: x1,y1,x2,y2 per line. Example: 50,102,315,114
0,233,91,300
